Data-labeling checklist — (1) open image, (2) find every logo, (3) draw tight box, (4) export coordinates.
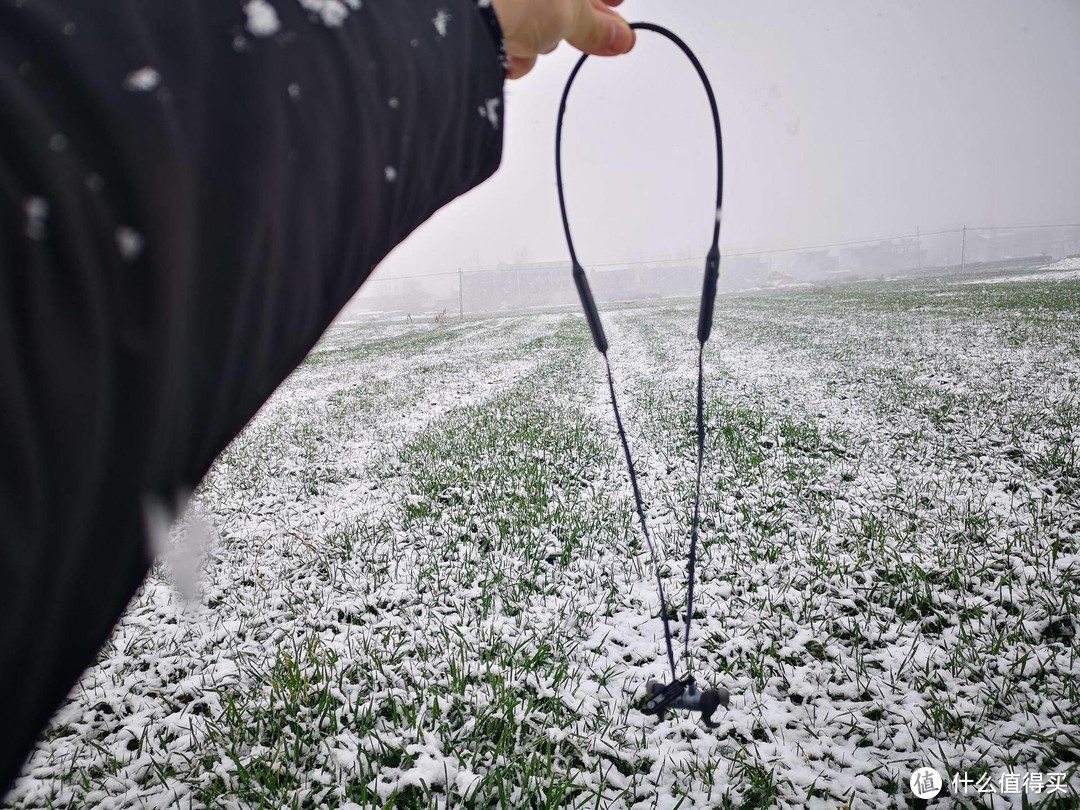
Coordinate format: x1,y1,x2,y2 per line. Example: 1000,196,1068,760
911,767,944,799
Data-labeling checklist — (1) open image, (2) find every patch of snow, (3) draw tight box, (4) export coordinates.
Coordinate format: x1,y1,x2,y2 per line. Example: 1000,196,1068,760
1043,256,1080,272
478,97,500,129
244,0,281,37
958,256,1080,285
115,226,145,261
296,0,357,27
124,67,161,92
962,267,1080,285
142,496,173,561
23,196,48,240
433,8,451,37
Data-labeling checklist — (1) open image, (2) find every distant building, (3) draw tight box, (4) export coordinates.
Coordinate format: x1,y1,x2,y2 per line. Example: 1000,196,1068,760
792,249,840,281
840,239,921,277
722,255,770,289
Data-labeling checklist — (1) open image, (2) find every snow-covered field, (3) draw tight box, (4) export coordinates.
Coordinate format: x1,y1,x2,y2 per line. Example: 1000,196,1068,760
5,274,1080,809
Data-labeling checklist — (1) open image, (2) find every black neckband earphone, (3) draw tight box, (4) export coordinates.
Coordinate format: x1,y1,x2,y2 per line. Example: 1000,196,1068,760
555,22,729,727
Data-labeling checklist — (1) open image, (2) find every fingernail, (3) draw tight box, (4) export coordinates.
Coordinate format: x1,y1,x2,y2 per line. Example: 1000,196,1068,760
608,19,633,53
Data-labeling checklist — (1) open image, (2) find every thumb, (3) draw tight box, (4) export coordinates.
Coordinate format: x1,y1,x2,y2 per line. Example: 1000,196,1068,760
566,0,635,56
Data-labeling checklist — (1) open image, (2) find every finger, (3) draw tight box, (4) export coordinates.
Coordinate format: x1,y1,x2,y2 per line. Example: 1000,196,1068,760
566,0,634,56
591,0,629,22
507,53,538,80
589,0,630,31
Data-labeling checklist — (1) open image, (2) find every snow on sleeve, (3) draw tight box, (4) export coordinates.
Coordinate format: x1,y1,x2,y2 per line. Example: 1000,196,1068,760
115,226,145,262
296,0,360,28
478,97,500,129
124,67,161,92
244,0,282,37
433,8,452,37
23,196,49,240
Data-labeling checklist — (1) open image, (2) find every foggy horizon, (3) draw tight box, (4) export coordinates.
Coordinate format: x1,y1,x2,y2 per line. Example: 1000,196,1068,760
363,0,1080,291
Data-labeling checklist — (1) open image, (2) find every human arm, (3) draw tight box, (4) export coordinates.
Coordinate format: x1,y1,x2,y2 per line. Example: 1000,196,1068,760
0,0,505,790
0,0,634,793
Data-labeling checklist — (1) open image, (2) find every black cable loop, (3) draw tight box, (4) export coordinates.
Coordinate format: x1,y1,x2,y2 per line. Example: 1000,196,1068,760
556,23,723,682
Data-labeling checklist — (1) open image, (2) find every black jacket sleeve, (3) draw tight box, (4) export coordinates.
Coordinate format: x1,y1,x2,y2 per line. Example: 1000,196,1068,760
0,0,505,791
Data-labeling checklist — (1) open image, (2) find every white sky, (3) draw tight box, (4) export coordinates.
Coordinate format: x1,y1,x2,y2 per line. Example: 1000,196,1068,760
375,0,1080,280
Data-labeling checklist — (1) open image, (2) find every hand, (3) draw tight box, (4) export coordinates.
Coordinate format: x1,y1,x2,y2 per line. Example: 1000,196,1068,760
489,0,636,80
